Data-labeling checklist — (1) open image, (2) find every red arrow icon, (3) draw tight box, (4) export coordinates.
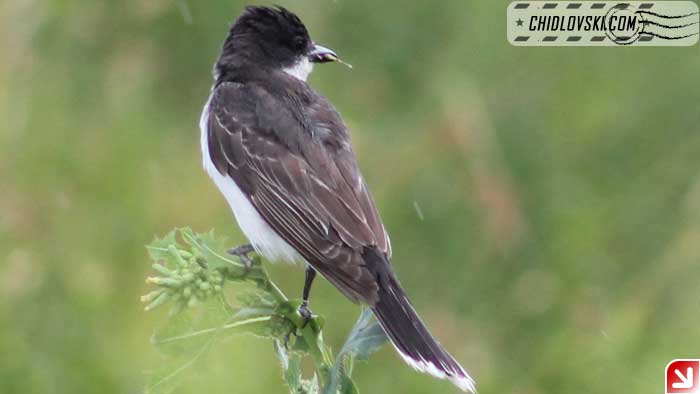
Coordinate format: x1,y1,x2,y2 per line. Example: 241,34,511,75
667,359,700,394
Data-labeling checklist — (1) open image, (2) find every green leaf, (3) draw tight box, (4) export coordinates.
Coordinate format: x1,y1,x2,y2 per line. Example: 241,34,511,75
338,368,359,394
338,309,387,362
304,374,320,394
236,289,278,309
144,360,188,394
275,340,304,393
144,340,212,394
145,297,226,394
150,311,198,357
231,305,279,322
247,315,296,339
151,295,231,356
146,230,180,262
179,227,243,271
324,308,387,394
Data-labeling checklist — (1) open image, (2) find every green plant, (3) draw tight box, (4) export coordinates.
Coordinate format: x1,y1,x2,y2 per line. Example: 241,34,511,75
141,228,387,394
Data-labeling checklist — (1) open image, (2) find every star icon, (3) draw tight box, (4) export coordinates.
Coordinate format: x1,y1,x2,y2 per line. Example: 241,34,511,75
516,18,524,27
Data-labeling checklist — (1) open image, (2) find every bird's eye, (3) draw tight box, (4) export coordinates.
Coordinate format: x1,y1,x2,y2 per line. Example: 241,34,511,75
293,37,306,51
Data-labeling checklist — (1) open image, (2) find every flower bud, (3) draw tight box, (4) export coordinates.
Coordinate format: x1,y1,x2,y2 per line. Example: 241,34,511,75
151,264,173,276
140,289,163,303
145,291,171,311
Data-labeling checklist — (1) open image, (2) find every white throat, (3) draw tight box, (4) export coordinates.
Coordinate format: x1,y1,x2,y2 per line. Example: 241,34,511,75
283,57,313,81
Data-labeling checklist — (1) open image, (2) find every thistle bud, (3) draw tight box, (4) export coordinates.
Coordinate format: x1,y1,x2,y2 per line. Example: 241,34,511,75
145,291,171,311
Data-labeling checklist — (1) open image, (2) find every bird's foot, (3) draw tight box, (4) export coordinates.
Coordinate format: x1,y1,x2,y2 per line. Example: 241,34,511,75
227,244,255,272
298,301,314,329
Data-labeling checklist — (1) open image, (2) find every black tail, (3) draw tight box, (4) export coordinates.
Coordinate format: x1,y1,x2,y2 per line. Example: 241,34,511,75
367,255,476,392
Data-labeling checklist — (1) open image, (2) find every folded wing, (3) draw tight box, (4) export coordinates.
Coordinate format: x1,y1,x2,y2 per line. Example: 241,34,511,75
206,81,390,304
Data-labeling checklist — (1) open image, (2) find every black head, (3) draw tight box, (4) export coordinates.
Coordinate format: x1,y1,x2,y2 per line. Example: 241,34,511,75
215,6,338,79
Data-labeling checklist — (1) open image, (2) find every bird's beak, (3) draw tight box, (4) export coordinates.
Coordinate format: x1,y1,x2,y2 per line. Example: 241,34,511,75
308,43,353,68
308,43,339,63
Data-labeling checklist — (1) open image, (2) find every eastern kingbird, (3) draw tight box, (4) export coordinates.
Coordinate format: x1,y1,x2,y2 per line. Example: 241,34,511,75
200,6,474,392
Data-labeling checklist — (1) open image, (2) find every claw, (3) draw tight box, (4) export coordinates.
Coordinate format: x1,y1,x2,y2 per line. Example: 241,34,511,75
298,301,314,329
228,244,255,273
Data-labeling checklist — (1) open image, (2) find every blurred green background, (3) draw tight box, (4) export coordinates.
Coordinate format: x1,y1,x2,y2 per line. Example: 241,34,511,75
2,1,700,393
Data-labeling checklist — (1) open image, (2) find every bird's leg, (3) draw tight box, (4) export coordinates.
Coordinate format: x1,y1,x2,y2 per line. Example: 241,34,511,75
298,266,317,327
227,244,255,271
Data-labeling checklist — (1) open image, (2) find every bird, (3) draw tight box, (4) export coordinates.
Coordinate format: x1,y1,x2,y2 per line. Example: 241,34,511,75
199,6,475,392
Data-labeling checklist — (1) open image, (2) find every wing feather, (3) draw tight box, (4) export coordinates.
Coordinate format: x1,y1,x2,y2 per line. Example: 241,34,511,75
207,81,389,303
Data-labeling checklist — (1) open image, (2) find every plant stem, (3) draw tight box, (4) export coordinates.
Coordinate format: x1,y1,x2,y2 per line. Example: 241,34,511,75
251,261,334,386
302,324,333,387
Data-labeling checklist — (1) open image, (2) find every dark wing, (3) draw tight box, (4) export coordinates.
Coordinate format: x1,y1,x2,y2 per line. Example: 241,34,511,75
207,81,390,304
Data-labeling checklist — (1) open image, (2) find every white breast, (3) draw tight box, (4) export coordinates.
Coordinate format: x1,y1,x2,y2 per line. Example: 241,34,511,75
200,94,303,264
